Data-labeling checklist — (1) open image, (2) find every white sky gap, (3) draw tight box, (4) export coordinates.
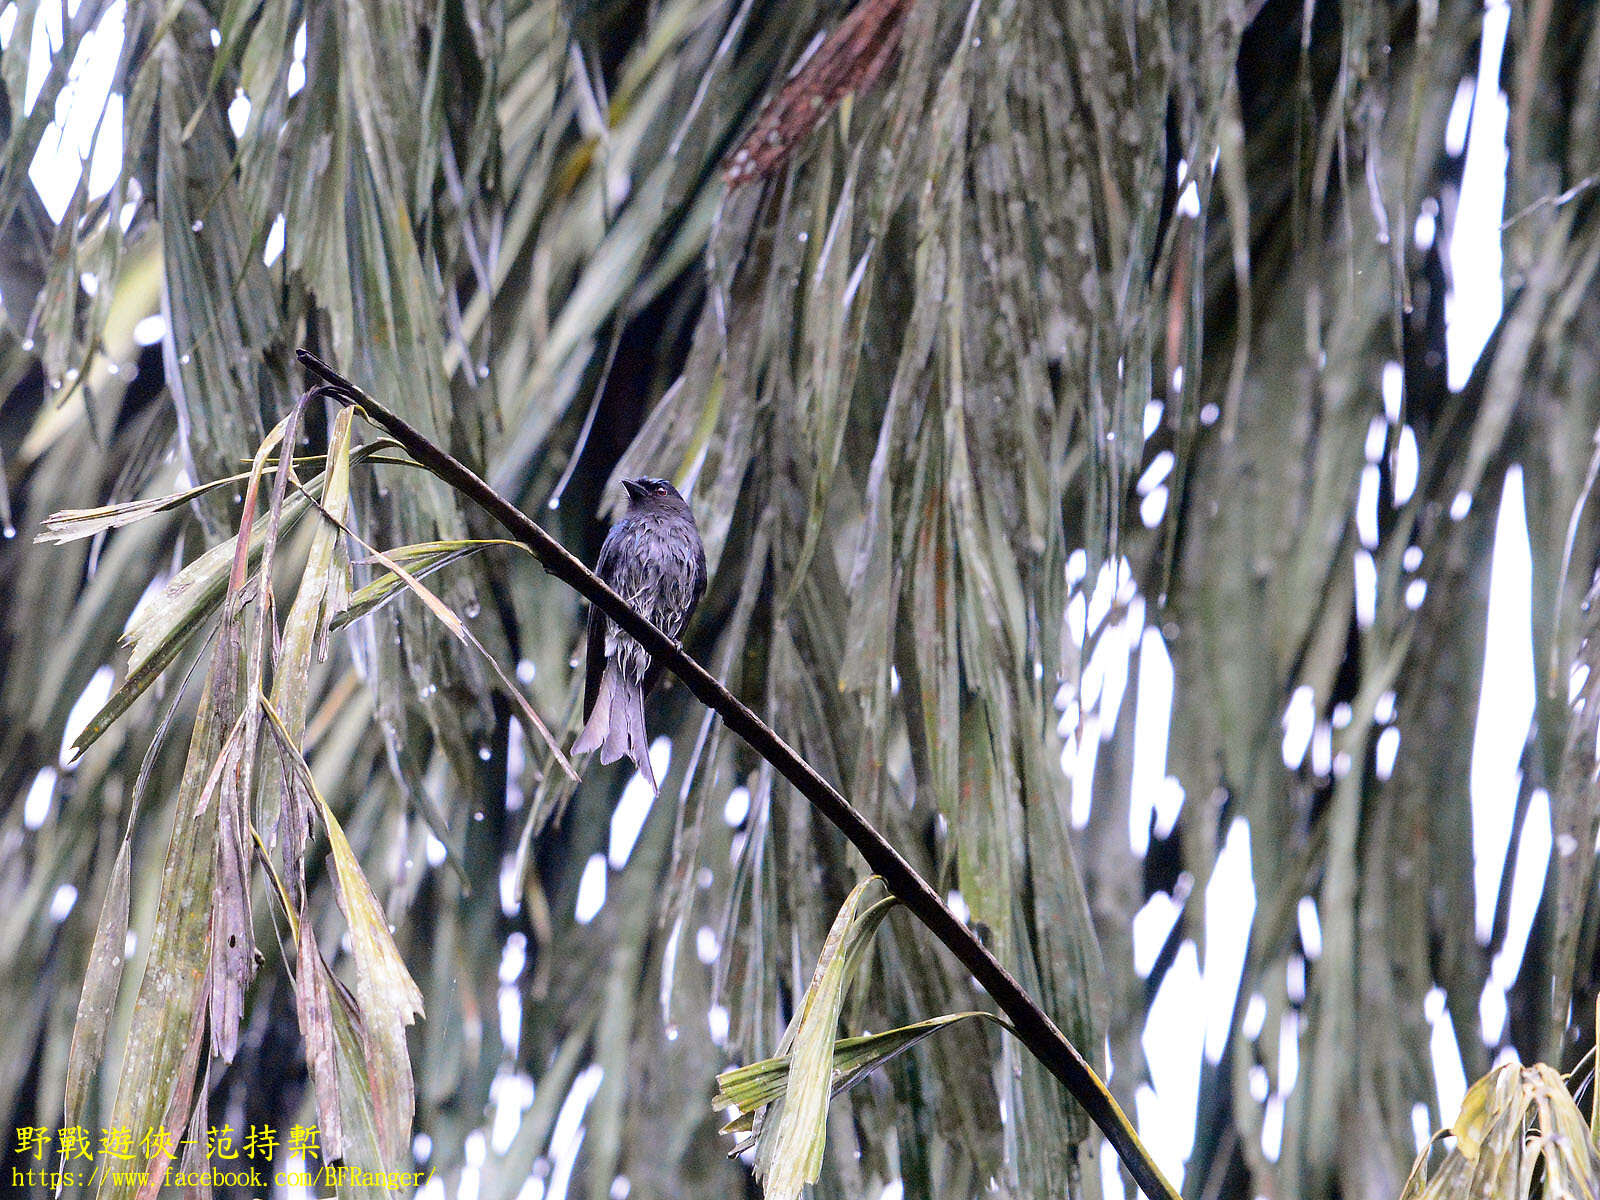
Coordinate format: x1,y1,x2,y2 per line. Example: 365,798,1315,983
1469,466,1534,942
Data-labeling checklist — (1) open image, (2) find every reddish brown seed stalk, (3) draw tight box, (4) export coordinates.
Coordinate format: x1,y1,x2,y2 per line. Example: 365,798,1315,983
724,0,911,186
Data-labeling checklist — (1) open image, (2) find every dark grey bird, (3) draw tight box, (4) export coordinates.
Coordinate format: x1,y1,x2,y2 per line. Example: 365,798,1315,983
572,477,706,791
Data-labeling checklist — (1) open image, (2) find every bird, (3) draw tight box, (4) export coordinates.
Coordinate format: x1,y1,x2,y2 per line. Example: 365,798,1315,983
572,477,706,791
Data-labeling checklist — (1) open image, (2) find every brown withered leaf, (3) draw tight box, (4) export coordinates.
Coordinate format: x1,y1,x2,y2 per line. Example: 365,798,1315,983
724,0,910,186
261,697,424,1169
210,407,302,1064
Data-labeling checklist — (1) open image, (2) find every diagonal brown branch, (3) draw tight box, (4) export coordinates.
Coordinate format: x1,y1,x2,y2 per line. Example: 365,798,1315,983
295,347,1183,1200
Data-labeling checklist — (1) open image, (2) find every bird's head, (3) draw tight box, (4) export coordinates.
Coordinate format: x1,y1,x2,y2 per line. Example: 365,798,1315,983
622,477,690,513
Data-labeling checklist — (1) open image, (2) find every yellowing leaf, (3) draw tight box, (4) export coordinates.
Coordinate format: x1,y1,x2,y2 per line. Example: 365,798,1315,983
751,878,896,1200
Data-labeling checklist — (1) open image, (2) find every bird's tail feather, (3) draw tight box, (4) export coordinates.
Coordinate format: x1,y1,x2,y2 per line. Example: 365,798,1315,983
572,668,614,756
573,667,657,792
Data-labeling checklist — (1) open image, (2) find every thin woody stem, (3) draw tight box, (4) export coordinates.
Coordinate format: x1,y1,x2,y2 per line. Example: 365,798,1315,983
295,348,1182,1200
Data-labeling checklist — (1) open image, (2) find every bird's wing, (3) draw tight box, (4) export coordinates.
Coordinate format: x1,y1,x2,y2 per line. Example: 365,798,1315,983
584,526,627,718
692,538,708,611
641,534,707,699
582,600,606,719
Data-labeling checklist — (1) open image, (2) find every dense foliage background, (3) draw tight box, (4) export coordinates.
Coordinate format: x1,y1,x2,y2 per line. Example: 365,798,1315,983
1,0,1599,1197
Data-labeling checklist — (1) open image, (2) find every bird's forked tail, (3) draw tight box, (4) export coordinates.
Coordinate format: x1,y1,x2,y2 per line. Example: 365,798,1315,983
572,666,657,792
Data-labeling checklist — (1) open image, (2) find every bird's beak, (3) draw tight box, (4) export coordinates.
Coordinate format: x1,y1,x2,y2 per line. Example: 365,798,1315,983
622,479,647,500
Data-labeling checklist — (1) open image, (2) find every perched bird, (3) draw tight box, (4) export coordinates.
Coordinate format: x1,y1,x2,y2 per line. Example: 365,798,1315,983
572,477,706,791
